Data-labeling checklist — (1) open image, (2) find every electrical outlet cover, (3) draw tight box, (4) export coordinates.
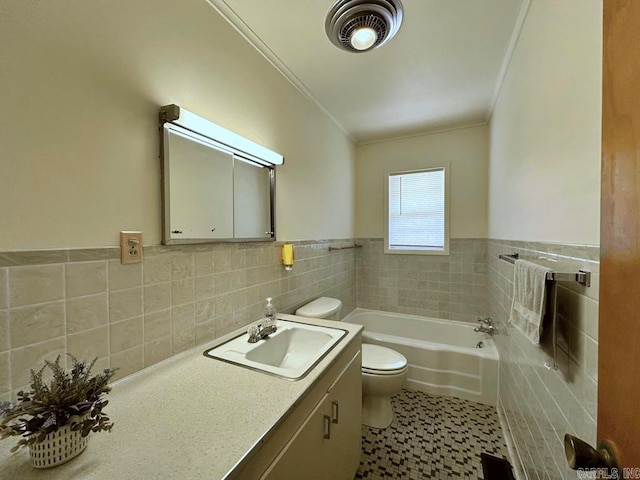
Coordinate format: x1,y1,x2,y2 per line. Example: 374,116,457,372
120,231,143,264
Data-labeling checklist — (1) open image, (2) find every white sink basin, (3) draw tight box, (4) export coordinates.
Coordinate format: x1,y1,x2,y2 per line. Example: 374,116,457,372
204,320,347,379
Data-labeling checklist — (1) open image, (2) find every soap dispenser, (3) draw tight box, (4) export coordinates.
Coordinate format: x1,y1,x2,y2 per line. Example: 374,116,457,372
265,297,277,321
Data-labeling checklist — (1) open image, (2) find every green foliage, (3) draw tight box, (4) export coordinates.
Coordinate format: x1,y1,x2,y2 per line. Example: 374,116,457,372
0,355,117,452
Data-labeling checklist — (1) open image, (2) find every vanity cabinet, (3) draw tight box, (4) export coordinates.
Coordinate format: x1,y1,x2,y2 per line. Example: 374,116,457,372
232,339,362,480
261,351,362,480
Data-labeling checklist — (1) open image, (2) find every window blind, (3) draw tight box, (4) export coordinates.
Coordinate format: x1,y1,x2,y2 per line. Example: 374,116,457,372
388,168,445,251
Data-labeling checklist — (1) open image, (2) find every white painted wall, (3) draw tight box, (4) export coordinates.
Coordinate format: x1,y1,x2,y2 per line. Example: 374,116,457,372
355,126,489,239
488,0,602,245
0,0,354,250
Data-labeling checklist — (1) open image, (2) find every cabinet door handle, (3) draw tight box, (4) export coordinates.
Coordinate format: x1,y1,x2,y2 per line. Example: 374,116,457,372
323,414,331,439
331,400,339,424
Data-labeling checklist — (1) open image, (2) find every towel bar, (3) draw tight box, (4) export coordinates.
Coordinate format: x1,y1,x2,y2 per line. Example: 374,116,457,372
500,252,592,371
328,244,362,251
499,253,591,286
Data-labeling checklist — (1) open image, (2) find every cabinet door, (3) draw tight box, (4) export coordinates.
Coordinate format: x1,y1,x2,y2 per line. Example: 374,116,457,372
261,352,362,480
261,393,334,480
326,351,362,479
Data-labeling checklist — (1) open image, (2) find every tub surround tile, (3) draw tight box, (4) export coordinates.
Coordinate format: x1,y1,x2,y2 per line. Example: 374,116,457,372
66,293,109,334
9,264,64,307
65,261,108,298
357,238,487,322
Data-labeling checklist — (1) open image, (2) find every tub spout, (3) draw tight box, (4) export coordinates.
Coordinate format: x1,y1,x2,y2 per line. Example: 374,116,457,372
475,317,495,335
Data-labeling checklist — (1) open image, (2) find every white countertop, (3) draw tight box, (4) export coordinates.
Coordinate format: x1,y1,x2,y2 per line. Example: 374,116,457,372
0,315,363,480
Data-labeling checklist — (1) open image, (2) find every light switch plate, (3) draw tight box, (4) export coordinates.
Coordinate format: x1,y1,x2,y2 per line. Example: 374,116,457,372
120,231,143,264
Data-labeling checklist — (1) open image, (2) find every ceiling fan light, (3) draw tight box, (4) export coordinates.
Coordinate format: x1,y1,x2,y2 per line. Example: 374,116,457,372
350,26,378,50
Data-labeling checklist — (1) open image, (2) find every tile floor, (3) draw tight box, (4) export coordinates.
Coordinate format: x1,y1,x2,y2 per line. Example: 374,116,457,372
355,389,508,479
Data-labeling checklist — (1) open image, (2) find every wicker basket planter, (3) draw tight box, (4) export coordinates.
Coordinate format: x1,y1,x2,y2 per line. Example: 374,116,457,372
28,417,89,469
0,356,116,467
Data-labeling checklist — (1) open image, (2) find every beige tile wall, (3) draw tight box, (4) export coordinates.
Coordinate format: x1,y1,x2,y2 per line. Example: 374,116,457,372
0,240,356,401
356,238,488,322
487,239,599,480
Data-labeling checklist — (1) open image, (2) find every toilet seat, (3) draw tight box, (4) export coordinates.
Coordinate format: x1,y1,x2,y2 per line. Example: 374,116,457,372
361,344,407,375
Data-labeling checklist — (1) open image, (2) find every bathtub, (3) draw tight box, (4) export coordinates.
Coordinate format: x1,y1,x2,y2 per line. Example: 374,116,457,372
343,308,499,406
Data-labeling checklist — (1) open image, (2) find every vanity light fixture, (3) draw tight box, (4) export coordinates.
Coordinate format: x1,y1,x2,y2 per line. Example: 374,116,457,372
325,0,403,53
159,104,284,166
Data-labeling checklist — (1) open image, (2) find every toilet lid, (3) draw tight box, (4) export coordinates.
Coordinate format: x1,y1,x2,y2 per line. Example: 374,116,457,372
361,344,407,373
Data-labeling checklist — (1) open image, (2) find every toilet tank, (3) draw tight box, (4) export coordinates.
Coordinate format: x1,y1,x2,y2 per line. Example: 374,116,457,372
295,297,343,321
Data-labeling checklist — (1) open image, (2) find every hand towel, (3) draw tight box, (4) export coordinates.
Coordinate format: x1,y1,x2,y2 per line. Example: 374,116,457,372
509,259,552,344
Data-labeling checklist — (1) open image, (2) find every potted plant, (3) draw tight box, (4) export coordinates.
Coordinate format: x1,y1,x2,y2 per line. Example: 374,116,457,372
0,355,117,469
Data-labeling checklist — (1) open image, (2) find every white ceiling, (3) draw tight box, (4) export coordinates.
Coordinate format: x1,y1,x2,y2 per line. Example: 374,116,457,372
208,0,526,144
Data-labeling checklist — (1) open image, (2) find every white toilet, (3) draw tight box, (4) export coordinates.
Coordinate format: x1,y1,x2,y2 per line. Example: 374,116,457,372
295,297,408,429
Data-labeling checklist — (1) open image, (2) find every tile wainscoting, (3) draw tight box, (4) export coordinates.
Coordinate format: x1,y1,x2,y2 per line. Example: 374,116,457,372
0,240,356,400
356,238,488,323
488,239,599,480
0,235,600,480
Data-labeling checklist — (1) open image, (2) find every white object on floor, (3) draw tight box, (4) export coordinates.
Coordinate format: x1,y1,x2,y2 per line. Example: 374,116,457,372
509,259,552,344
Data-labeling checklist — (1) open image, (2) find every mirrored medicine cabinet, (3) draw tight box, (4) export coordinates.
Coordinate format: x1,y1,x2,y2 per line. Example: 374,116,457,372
159,104,284,245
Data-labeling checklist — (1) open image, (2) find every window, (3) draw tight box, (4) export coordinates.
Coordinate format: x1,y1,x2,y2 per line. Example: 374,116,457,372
384,167,449,255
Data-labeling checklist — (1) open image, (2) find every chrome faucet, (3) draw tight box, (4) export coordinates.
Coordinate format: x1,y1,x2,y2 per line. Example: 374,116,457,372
474,317,495,335
247,318,277,343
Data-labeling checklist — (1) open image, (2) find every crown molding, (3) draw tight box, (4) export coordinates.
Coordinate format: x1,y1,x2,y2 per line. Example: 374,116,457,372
205,0,356,144
485,0,532,123
357,121,489,147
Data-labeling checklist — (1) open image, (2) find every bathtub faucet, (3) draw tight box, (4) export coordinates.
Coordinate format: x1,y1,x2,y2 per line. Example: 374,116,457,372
474,317,495,336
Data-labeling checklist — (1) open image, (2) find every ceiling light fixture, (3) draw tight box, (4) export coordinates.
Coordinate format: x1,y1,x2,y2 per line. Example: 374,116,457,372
325,0,404,53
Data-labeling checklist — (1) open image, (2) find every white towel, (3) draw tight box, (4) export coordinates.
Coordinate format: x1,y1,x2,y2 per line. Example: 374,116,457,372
509,259,552,344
